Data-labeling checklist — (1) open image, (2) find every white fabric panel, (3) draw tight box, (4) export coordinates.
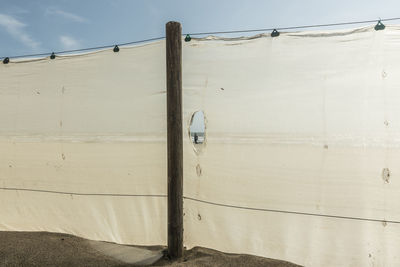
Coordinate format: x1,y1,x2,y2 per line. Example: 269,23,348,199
0,43,167,245
183,26,400,266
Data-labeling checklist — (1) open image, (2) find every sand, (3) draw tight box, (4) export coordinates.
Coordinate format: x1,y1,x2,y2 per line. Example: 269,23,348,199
0,231,300,267
155,247,301,267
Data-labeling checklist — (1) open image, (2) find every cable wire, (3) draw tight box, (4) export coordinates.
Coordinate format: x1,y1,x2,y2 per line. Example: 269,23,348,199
2,17,400,60
1,185,397,225
184,17,400,36
183,196,400,225
0,36,165,60
0,186,167,198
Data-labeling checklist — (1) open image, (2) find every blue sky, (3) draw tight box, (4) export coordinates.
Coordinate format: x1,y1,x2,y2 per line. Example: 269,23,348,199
1,0,400,58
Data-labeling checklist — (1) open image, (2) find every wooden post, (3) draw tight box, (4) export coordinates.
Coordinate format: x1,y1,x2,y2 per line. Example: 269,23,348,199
166,21,183,259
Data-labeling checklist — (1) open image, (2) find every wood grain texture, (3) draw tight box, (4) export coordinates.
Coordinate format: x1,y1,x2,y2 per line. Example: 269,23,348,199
166,21,183,259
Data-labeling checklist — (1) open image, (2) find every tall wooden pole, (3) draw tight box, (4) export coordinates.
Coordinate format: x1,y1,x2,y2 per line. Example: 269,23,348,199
166,21,183,259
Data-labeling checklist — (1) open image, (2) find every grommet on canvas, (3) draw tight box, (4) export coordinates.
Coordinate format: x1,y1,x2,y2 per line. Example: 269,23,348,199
184,34,191,42
3,57,9,64
113,45,120,52
50,52,56,59
271,29,280,37
375,20,385,31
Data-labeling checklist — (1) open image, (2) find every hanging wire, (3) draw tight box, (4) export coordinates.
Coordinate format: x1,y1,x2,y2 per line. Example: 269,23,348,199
184,17,400,36
0,36,165,60
2,17,400,60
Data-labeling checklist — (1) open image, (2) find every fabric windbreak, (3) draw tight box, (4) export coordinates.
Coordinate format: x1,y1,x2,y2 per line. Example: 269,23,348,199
1,25,400,267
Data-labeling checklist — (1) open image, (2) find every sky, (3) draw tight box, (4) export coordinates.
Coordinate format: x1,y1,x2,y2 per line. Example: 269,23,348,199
1,0,400,58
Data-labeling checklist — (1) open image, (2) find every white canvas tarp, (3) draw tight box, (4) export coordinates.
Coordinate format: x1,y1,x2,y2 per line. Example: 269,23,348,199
1,25,400,266
0,44,168,245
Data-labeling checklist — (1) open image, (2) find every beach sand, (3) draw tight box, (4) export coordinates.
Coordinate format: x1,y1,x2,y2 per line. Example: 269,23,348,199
0,231,300,267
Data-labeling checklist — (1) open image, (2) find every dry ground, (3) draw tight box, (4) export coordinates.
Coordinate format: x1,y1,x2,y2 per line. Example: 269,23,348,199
0,231,301,267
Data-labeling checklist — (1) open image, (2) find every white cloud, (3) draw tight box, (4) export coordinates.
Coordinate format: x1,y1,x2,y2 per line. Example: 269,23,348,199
59,35,81,50
46,7,87,23
0,14,40,49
